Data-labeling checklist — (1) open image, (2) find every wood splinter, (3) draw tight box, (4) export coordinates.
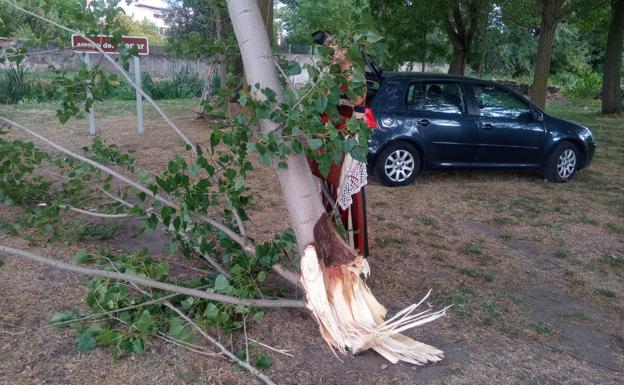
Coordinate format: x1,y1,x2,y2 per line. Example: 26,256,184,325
299,213,450,365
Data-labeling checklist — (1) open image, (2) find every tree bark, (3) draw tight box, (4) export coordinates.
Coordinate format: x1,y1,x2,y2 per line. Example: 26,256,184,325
214,3,227,89
257,0,274,45
602,0,624,114
421,31,427,72
448,47,467,75
227,0,325,254
530,0,564,109
444,0,484,75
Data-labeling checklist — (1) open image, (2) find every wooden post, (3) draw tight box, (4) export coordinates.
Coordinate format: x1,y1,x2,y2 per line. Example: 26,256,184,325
84,53,96,135
133,56,144,133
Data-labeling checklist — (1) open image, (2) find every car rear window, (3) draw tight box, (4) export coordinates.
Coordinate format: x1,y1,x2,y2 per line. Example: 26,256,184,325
406,82,464,115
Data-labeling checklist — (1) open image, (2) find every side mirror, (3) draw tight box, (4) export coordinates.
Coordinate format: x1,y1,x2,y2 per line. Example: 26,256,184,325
531,109,544,122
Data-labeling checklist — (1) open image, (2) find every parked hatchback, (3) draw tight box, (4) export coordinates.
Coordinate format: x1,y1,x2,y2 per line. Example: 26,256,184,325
366,73,596,186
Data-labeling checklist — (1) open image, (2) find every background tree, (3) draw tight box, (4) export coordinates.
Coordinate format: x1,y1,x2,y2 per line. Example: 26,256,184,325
279,0,371,46
602,0,624,114
439,0,492,75
115,14,165,46
370,0,449,70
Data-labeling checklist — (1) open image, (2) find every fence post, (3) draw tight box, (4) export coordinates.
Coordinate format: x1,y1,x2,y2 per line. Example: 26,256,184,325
84,53,96,135
133,56,144,133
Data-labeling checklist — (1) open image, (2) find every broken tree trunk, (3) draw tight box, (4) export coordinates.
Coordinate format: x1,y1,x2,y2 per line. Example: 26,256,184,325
226,0,447,365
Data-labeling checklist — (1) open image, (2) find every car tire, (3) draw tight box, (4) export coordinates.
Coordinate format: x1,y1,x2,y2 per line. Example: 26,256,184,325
544,141,579,183
374,142,422,187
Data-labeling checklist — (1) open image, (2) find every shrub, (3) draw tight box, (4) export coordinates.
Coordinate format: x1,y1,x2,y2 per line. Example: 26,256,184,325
565,70,602,100
0,66,58,104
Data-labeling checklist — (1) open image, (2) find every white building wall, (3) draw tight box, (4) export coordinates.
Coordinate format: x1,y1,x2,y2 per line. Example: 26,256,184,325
120,0,167,31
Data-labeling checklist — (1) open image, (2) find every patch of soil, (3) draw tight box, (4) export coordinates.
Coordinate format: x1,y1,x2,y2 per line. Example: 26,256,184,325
1,102,623,384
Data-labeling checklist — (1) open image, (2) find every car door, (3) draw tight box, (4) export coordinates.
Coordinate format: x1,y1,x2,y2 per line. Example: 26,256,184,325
401,81,478,167
469,83,545,166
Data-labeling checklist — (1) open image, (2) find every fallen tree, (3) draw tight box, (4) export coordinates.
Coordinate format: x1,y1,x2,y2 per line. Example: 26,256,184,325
0,0,448,379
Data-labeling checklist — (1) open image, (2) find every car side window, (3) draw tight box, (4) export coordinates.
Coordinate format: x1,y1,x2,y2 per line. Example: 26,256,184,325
474,85,530,119
406,82,464,114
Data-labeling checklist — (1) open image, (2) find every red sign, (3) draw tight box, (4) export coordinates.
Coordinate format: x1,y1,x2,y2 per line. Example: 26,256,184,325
71,35,149,55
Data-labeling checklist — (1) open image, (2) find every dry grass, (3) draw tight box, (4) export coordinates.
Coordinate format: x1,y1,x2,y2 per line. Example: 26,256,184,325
0,99,623,384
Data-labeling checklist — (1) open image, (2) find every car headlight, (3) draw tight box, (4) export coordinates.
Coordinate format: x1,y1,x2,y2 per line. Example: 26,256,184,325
579,126,593,141
380,117,397,128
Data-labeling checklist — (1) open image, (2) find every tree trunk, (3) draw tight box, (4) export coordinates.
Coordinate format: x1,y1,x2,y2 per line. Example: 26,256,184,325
448,46,467,75
478,18,489,79
602,0,624,114
227,0,324,254
530,1,561,109
214,4,227,89
421,31,427,72
257,0,274,45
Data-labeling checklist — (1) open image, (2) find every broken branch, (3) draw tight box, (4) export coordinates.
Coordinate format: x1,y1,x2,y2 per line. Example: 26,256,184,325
0,244,304,308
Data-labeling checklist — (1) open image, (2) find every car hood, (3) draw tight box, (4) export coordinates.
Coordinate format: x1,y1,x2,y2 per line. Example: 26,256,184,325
543,114,594,142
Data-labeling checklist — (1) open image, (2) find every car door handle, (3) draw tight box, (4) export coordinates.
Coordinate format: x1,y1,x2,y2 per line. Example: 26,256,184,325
418,119,430,127
481,123,494,131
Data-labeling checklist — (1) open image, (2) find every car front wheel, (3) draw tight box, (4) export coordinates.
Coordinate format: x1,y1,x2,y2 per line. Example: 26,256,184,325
374,142,421,186
544,142,579,183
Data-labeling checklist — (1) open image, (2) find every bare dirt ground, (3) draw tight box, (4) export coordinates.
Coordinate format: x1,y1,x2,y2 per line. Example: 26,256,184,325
1,100,623,385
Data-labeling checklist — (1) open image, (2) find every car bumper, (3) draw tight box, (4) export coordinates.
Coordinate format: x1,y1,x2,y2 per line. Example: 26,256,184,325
582,141,596,169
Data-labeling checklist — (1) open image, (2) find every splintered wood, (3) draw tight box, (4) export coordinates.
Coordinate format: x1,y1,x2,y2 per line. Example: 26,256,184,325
300,213,449,365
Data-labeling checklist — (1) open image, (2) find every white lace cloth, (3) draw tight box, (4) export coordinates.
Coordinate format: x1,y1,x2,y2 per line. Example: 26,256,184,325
336,153,368,210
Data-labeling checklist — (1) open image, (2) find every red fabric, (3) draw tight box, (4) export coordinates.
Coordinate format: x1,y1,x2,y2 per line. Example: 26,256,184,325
308,102,369,256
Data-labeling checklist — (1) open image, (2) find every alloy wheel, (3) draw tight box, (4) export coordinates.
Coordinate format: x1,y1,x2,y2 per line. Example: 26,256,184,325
556,149,576,179
384,150,415,182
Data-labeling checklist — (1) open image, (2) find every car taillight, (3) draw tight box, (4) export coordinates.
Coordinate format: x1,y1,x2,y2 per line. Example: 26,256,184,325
364,107,377,129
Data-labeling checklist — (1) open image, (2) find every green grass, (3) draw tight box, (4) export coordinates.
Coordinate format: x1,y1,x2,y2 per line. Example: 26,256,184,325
458,267,495,282
601,254,623,269
597,288,616,299
533,321,554,335
613,334,624,352
562,312,592,323
553,250,568,259
498,326,521,339
417,215,437,227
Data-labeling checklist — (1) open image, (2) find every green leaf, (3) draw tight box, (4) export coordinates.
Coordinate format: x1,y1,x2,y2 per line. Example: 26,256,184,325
308,138,323,150
284,60,302,75
214,274,229,293
168,317,192,342
49,310,77,325
187,163,201,176
350,145,368,162
131,338,144,354
137,169,151,183
95,329,120,346
74,250,91,263
203,303,219,321
366,30,384,44
76,332,97,352
234,304,249,314
314,94,328,112
135,309,154,334
255,353,272,369
251,311,265,323
257,271,266,283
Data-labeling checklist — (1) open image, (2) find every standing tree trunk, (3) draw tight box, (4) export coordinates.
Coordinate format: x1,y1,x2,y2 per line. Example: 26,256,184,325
421,30,427,72
258,0,274,45
478,14,489,79
602,0,624,114
530,0,570,109
226,0,324,254
448,46,468,74
226,0,447,366
443,0,487,75
215,4,227,90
